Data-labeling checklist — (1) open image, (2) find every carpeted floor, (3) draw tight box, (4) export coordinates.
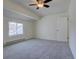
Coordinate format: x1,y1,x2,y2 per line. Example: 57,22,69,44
3,39,74,59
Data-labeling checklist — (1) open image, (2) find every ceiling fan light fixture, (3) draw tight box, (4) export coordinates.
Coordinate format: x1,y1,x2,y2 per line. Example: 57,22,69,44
37,4,44,8
29,0,52,9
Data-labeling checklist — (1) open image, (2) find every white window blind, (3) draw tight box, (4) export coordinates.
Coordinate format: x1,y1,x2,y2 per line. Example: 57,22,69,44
9,22,23,36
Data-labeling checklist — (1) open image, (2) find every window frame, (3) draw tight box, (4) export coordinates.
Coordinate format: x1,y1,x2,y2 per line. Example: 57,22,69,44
9,22,23,36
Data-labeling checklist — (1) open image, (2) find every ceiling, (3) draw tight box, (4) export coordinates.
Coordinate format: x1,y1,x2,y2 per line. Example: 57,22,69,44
3,8,37,22
9,0,70,17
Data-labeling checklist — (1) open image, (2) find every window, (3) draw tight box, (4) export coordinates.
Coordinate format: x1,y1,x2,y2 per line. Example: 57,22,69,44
9,22,23,36
17,23,23,34
9,22,16,36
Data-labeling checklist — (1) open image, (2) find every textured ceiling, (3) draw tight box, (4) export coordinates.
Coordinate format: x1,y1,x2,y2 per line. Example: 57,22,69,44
9,0,70,16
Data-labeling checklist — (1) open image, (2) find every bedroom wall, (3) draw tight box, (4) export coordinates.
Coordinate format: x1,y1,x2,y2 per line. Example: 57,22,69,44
3,16,35,44
36,13,68,41
69,0,76,58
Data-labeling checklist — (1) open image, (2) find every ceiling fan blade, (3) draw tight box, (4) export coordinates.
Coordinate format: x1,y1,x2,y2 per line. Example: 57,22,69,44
36,7,39,9
36,0,39,2
29,4,37,6
44,5,50,8
44,0,52,3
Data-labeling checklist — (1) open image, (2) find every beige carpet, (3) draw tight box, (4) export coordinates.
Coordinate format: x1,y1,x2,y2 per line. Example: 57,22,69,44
4,39,74,59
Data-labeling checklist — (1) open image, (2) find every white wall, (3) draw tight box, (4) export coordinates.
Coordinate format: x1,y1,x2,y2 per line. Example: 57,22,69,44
3,16,35,44
36,13,68,41
69,0,76,58
36,15,57,40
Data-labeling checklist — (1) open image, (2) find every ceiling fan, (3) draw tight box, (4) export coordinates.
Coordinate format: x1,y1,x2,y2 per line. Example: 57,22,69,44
29,0,52,9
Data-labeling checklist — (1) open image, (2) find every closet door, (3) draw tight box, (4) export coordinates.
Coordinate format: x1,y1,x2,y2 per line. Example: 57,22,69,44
56,17,67,41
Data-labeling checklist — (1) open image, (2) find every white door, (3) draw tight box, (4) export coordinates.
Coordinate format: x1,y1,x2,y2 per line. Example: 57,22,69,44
56,17,67,41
